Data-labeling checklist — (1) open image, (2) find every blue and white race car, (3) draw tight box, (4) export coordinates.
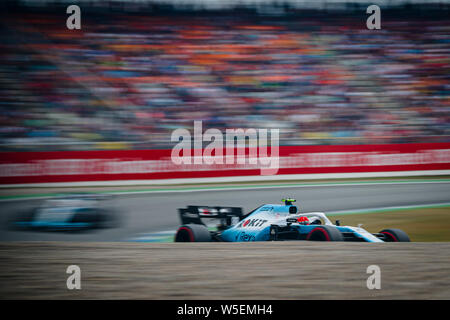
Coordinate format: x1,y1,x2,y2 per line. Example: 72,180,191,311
174,198,410,242
10,193,119,232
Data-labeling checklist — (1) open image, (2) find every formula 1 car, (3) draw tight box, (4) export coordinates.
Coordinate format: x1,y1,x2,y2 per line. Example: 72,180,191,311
10,193,119,232
174,198,410,242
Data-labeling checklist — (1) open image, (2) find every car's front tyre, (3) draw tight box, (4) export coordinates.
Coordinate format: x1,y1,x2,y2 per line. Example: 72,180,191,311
379,228,410,242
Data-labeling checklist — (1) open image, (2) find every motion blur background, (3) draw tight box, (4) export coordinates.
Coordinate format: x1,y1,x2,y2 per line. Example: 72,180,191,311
1,0,450,300
1,0,449,151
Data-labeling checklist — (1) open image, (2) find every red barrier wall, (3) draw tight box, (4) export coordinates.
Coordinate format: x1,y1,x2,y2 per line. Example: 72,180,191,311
1,143,449,184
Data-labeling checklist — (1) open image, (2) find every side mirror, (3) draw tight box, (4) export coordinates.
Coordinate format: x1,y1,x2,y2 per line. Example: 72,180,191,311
335,220,340,226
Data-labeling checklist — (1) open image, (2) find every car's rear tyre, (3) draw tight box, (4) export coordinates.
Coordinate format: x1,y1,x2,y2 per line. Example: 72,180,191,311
71,208,99,230
175,224,212,242
306,225,344,241
379,228,410,242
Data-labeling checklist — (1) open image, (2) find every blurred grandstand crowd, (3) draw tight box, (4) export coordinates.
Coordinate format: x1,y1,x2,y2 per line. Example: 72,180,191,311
0,6,449,151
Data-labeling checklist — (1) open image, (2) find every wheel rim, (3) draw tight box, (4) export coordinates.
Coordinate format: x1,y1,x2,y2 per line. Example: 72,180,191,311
307,228,331,241
175,227,195,242
381,231,398,242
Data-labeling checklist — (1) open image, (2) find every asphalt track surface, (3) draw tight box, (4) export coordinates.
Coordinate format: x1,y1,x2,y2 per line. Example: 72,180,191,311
0,181,449,241
1,242,449,299
1,182,449,300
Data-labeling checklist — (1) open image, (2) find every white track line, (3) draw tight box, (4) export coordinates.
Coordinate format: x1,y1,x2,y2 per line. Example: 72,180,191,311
109,180,450,196
326,202,450,215
2,170,450,188
1,179,450,202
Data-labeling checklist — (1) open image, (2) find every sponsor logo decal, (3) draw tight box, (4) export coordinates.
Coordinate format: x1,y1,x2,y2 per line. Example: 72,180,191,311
238,219,268,228
198,207,219,217
235,231,256,242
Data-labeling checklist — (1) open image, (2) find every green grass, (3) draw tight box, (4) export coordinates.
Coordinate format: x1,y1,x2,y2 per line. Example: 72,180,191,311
330,207,450,242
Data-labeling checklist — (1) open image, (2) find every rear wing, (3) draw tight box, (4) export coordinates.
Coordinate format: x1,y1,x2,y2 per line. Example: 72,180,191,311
178,206,244,227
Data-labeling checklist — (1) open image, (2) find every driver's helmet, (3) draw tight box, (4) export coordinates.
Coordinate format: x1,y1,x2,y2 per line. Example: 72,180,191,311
296,216,309,225
296,216,321,225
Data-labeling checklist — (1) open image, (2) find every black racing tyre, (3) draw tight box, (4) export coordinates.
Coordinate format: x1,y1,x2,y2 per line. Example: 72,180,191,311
379,228,411,242
175,224,212,242
306,225,344,241
8,209,36,230
71,208,100,229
